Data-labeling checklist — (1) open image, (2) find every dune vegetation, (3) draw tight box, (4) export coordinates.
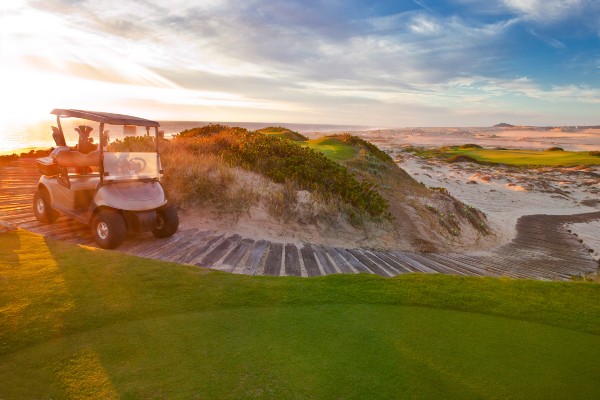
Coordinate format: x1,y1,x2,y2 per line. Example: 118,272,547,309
107,125,492,251
1,229,599,399
110,126,388,218
406,145,600,167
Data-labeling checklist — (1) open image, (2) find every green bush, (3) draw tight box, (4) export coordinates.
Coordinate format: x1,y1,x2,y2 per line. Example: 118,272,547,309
460,143,483,149
336,133,393,162
258,127,308,141
589,151,600,157
546,147,565,151
178,124,246,138
0,149,51,163
224,131,389,217
108,135,156,152
447,154,479,163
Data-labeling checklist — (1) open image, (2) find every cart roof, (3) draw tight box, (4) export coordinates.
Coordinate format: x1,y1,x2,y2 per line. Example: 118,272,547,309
51,109,160,127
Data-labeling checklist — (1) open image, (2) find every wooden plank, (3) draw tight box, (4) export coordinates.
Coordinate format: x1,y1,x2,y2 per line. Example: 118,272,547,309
372,251,413,274
198,234,242,267
240,240,269,275
300,246,321,277
347,249,393,277
263,243,283,276
186,234,225,265
143,236,191,259
284,244,302,276
335,248,371,274
220,238,254,272
167,230,214,262
418,253,481,276
364,250,403,276
321,246,353,273
311,245,338,274
390,252,437,273
426,253,490,277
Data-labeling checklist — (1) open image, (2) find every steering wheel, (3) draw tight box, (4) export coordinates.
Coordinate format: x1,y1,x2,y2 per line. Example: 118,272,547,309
128,157,147,174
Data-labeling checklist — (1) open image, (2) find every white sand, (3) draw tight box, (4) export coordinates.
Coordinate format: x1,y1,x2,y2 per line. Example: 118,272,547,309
395,153,600,245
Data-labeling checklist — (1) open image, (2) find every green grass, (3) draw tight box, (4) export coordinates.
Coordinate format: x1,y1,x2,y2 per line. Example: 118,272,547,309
255,127,308,141
303,137,359,162
409,146,600,166
2,230,600,399
255,128,360,162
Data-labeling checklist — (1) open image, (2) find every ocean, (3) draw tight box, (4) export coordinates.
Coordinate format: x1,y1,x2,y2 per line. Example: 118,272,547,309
0,120,374,155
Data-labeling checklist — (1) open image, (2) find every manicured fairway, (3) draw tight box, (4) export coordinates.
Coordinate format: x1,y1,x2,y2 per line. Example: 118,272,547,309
1,230,599,399
442,148,600,166
303,137,359,161
256,128,359,161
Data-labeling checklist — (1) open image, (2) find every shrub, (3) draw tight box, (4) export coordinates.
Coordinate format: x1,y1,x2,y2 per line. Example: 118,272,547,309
335,133,393,162
108,135,156,152
225,131,389,217
177,124,246,138
460,144,483,149
546,147,564,151
447,155,479,163
589,151,600,157
258,127,308,141
430,187,450,195
1,149,52,163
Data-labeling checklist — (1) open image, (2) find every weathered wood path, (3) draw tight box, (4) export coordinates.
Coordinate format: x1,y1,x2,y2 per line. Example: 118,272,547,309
2,159,599,280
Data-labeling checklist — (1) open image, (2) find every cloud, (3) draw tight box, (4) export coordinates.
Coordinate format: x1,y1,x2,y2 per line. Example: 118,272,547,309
499,0,600,28
409,14,441,34
528,30,566,48
501,0,581,21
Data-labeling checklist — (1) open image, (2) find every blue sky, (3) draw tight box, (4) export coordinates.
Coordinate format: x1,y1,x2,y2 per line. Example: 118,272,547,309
1,0,599,127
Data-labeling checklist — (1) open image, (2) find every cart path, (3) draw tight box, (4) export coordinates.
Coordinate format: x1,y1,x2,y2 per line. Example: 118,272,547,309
2,159,599,281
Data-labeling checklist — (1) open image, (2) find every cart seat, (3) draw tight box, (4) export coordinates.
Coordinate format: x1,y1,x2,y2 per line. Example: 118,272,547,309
68,175,100,191
57,150,100,168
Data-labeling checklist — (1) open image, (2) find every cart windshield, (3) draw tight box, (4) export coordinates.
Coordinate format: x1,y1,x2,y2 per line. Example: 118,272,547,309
103,152,161,181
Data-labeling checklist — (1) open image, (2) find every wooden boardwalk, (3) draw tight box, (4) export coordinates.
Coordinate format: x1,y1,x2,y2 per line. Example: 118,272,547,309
2,159,599,281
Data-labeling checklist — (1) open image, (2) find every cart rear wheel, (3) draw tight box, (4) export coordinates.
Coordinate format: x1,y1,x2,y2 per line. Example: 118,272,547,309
92,210,127,249
152,204,179,238
33,189,59,223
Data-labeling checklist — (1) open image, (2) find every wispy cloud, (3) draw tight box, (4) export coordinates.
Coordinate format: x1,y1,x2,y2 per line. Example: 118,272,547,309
501,0,583,22
529,29,566,48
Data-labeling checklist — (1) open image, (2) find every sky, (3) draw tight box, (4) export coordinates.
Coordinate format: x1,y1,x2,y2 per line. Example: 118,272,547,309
1,0,599,130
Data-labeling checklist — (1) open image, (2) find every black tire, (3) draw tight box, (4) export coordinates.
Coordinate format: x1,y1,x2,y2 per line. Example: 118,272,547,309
33,189,59,223
91,210,127,249
151,204,179,238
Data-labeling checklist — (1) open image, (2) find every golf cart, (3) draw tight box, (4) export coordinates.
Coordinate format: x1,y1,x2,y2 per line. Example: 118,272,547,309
33,109,178,249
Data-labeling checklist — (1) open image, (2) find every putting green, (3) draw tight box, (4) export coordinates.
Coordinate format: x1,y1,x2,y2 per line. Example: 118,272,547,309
446,148,600,166
303,137,359,161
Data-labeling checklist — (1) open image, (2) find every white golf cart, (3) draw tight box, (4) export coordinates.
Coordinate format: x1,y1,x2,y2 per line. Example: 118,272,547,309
33,109,178,249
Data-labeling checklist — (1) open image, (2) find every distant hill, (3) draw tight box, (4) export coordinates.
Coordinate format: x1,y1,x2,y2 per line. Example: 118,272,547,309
494,123,514,128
